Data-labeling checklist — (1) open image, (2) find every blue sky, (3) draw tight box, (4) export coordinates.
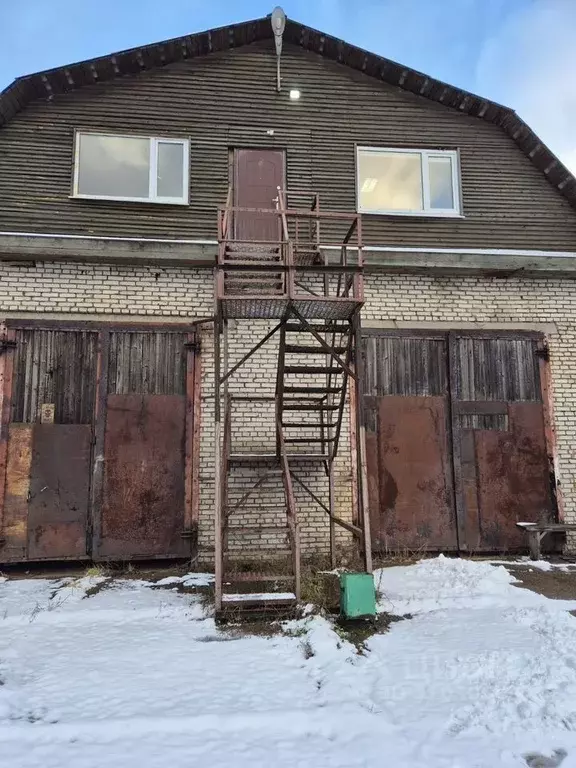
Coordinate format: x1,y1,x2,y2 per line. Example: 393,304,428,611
1,0,575,170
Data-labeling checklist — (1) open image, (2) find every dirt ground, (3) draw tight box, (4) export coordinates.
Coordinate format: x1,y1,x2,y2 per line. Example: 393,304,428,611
0,560,193,582
503,563,576,601
6,556,576,605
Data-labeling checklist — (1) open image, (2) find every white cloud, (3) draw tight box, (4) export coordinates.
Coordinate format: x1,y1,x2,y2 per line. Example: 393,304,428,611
475,0,576,173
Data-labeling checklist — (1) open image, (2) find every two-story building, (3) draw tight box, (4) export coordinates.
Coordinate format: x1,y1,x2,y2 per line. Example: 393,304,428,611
1,11,575,604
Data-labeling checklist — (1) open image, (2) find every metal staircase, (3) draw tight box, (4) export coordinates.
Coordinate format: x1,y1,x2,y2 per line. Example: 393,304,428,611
213,188,372,618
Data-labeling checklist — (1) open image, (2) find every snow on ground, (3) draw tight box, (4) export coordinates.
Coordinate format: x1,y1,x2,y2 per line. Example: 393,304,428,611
3,559,576,767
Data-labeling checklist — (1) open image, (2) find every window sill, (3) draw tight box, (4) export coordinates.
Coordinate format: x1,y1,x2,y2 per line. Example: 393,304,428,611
359,209,464,219
70,194,189,206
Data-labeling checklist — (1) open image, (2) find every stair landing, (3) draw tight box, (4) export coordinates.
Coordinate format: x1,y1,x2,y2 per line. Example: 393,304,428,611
220,296,360,320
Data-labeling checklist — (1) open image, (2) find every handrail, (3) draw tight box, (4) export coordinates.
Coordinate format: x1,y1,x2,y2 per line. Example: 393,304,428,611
275,186,290,243
221,185,233,240
216,187,363,308
223,393,232,473
219,205,357,220
343,217,358,245
277,415,301,600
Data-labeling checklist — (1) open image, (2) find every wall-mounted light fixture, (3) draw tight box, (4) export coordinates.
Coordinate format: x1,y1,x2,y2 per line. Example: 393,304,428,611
289,89,301,100
271,7,286,93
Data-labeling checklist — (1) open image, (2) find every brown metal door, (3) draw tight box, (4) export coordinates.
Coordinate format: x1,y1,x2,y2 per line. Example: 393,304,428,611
450,333,555,551
234,148,285,241
0,327,98,561
363,333,457,553
96,330,194,559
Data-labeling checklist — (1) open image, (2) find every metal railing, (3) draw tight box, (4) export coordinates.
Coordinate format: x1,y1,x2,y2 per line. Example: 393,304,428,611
216,186,363,306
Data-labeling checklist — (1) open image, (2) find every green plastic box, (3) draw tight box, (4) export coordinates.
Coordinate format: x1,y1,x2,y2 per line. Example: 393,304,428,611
339,573,376,618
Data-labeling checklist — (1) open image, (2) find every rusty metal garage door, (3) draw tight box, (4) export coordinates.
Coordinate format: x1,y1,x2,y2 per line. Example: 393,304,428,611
363,330,555,554
0,327,97,561
0,322,199,563
95,330,194,559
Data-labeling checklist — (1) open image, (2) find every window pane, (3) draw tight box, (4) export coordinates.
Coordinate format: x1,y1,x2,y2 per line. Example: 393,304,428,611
77,134,150,198
157,142,185,198
429,155,455,209
358,151,423,212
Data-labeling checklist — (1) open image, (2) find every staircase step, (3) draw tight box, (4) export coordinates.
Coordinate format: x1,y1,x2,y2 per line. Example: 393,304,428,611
284,386,343,394
227,503,285,511
222,262,283,270
283,403,340,411
225,271,282,278
224,272,282,285
224,280,282,291
224,251,282,261
281,422,334,428
226,286,283,292
285,437,335,443
224,573,294,583
218,593,297,621
284,366,343,375
285,345,347,354
225,244,280,253
228,524,287,532
285,323,350,333
229,452,329,462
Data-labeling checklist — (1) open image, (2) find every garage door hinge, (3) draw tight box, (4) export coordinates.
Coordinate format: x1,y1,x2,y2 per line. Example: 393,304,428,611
0,340,17,355
184,340,200,352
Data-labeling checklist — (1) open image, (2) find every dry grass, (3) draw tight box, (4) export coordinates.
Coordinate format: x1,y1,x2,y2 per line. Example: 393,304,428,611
300,570,340,613
84,564,112,579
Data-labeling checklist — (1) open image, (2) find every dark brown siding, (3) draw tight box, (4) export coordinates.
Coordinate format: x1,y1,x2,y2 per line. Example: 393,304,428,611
1,42,575,249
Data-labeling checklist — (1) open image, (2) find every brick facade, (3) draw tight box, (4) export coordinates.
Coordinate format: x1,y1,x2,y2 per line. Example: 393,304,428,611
1,260,574,557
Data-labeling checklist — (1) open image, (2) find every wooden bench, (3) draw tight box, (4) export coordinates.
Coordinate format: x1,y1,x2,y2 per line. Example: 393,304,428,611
516,522,576,560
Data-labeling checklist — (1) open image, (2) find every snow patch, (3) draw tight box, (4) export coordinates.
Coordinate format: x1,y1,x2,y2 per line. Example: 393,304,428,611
375,554,576,614
2,559,576,766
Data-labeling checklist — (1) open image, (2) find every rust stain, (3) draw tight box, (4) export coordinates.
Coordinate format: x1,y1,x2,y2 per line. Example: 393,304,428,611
2,424,33,560
28,424,91,560
98,393,189,559
348,377,359,527
5,425,32,498
538,344,562,521
184,332,199,535
0,326,16,540
473,403,554,552
369,395,457,553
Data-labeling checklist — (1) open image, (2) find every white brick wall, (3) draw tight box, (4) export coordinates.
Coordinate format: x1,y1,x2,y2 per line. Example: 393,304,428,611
3,260,575,559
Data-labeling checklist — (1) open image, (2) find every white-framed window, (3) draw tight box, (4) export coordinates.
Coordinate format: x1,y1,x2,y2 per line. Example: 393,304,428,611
357,147,461,217
72,132,190,205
